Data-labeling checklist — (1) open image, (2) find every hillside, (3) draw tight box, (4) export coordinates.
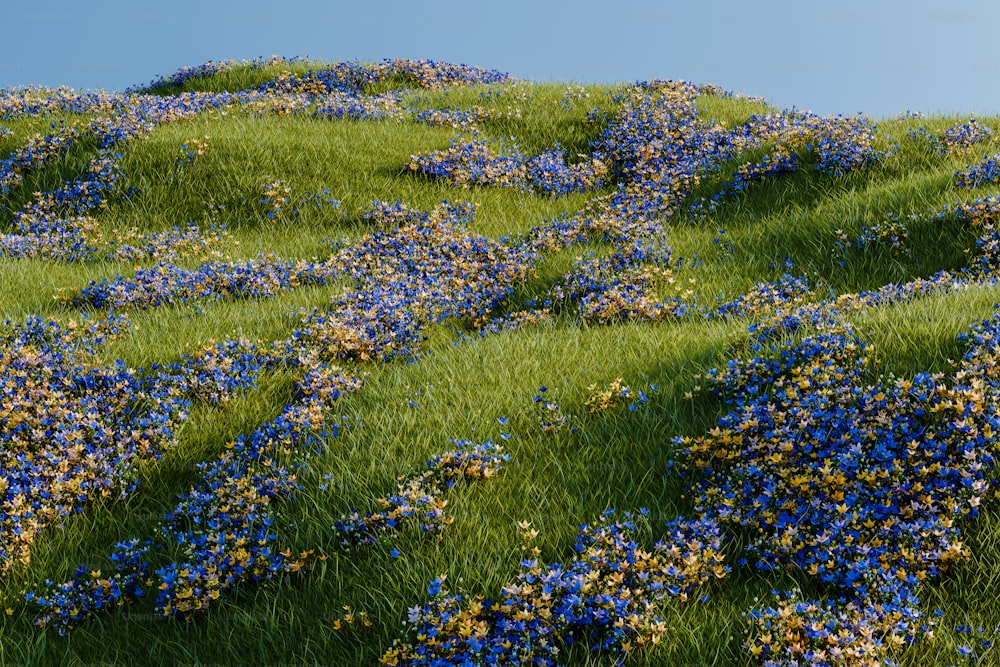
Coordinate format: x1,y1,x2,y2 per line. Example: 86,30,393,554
2,57,1000,666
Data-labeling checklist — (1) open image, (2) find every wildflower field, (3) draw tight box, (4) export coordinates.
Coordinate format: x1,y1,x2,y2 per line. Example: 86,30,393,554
2,57,1000,666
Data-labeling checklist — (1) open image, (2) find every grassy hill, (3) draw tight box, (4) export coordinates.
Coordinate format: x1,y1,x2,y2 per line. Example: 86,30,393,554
2,57,1000,666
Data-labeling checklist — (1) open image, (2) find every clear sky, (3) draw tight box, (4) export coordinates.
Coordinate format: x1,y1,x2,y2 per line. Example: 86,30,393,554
3,0,999,119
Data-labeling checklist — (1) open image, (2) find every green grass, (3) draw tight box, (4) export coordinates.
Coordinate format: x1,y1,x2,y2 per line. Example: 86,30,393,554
136,59,324,96
406,81,616,156
96,106,600,263
3,62,1000,666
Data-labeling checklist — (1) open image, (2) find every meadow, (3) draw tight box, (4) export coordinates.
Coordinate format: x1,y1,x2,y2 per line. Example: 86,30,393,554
1,56,1000,666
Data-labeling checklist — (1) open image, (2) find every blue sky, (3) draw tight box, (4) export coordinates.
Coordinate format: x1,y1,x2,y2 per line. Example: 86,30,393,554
3,0,999,118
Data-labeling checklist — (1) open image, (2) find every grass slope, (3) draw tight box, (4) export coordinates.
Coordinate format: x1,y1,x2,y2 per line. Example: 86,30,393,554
1,59,1000,666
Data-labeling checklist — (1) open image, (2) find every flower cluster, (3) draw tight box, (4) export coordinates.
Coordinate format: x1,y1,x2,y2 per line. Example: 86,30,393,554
384,59,511,90
133,59,241,91
331,606,373,632
260,178,292,220
412,105,498,130
153,362,362,617
690,111,886,219
483,81,731,325
559,84,591,109
0,86,114,119
594,80,719,219
170,339,282,404
714,274,814,320
0,316,189,574
833,214,913,263
726,111,883,177
511,84,878,330
253,184,343,223
576,264,687,323
61,256,341,310
243,92,312,117
793,112,882,175
362,200,432,227
312,90,406,121
731,148,799,191
265,59,510,98
940,118,993,155
551,241,691,325
935,196,1000,275
747,592,916,666
17,339,327,624
30,383,508,626
334,440,508,547
381,512,727,666
4,322,310,586
525,147,608,196
409,138,607,196
854,215,912,257
904,125,941,153
28,354,360,631
584,377,633,413
680,311,1000,664
296,290,424,363
178,135,210,165
476,307,554,335
105,223,230,262
26,540,151,635
955,153,1000,188
409,138,525,189
744,270,962,343
297,201,535,361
